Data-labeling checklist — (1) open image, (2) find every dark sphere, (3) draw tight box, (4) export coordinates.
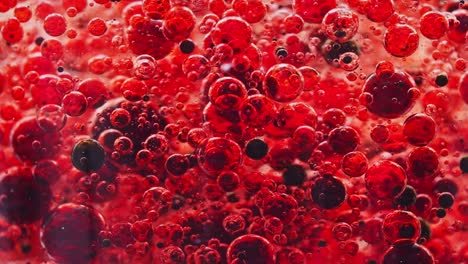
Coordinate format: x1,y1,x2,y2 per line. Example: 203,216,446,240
41,203,105,264
435,74,448,87
460,156,468,173
438,192,454,209
245,138,269,160
418,218,431,244
283,164,307,186
179,39,195,54
312,175,346,209
0,167,51,223
394,186,417,207
227,234,274,264
435,208,446,218
71,139,105,172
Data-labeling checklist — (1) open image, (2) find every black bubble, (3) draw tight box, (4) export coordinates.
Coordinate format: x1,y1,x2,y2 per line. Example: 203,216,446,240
394,186,417,207
71,139,105,172
35,37,44,46
460,156,468,173
312,175,346,209
435,74,448,87
318,240,327,247
436,208,446,218
283,164,307,186
101,239,111,247
438,192,454,208
342,55,353,64
275,47,288,58
245,139,268,160
179,39,195,54
418,218,431,244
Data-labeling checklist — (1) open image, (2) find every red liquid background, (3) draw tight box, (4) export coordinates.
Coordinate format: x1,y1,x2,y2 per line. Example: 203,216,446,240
0,0,466,263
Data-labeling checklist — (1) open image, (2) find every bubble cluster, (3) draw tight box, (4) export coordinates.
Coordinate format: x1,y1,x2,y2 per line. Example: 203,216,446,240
0,0,466,263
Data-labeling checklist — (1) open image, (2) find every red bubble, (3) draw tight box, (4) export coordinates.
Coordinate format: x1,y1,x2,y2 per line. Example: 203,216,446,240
227,234,274,264
88,18,107,36
293,0,337,24
365,160,407,200
264,63,304,102
384,24,419,57
420,11,449,39
41,203,105,263
362,68,417,118
1,18,23,43
403,114,436,146
43,13,67,37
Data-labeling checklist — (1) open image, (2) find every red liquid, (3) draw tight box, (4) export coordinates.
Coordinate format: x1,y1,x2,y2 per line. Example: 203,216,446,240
0,0,467,263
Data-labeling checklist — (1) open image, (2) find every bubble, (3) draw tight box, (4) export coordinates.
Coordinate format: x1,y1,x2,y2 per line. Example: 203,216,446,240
36,104,67,132
127,17,174,60
223,214,246,234
384,24,419,57
227,235,274,264
240,94,277,128
342,151,368,177
362,70,417,118
284,14,304,34
71,139,105,172
328,126,360,154
208,77,247,110
333,222,353,241
366,0,394,22
182,55,210,81
11,117,62,162
62,91,88,116
163,7,196,42
365,160,407,200
43,13,67,37
87,18,107,36
407,147,439,178
121,77,147,102
293,0,337,24
264,64,304,102
1,18,23,43
0,166,51,223
41,203,105,263
40,39,63,60
339,52,359,71
232,0,267,23
383,242,434,264
322,8,359,42
165,154,190,176
211,17,253,51
197,137,242,176
312,175,346,209
383,210,421,244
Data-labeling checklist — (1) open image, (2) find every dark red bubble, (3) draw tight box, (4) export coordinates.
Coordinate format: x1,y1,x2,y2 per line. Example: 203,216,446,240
0,167,51,224
41,203,105,264
227,234,275,264
365,160,407,200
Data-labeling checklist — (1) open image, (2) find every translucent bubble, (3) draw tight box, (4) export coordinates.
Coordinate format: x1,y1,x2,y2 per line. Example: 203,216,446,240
134,54,157,80
263,63,304,102
36,104,67,132
322,8,359,42
339,52,359,71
